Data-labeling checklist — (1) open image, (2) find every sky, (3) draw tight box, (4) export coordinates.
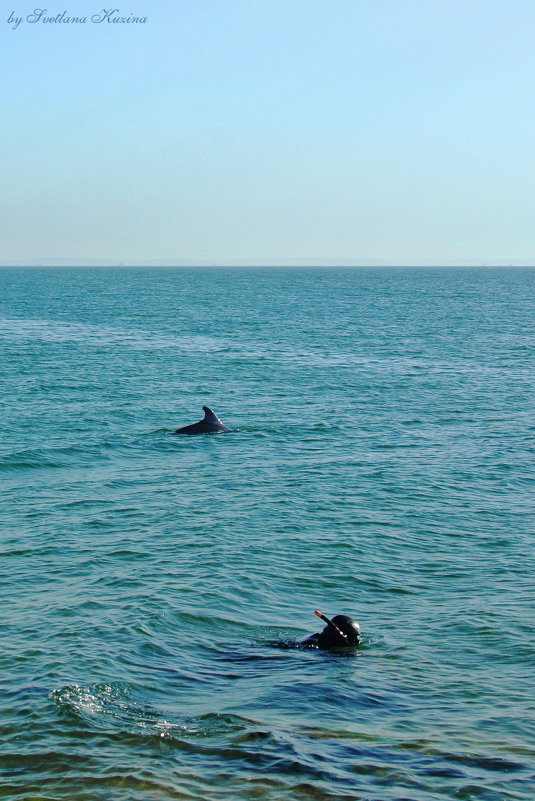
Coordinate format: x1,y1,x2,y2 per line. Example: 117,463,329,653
1,0,534,266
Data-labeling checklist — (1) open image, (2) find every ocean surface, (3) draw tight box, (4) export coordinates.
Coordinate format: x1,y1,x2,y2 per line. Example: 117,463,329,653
1,266,534,801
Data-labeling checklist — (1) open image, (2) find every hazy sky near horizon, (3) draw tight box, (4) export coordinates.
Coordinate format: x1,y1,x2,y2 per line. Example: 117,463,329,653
1,1,534,265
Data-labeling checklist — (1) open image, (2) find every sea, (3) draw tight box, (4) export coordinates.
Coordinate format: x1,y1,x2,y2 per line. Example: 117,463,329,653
0,266,534,801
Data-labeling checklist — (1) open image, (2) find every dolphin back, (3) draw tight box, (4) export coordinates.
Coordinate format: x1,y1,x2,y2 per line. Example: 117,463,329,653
173,406,232,435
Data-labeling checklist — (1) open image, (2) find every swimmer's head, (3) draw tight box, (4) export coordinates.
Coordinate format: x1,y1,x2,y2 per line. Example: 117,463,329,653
314,611,361,648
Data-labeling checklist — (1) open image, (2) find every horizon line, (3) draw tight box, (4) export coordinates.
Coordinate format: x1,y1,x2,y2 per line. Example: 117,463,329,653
1,259,534,269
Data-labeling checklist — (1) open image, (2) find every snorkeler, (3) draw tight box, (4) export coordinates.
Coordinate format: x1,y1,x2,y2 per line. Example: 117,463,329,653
301,610,362,649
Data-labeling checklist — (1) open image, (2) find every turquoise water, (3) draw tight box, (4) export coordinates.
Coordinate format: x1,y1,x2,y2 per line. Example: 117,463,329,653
1,266,534,801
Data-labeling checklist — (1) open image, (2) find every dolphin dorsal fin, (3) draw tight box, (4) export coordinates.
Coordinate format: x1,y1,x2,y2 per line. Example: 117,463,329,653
202,406,220,424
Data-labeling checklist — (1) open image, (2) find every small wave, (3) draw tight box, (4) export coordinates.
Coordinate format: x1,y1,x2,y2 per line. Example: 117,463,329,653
0,433,164,472
50,682,180,738
0,443,108,471
50,683,261,744
0,446,80,471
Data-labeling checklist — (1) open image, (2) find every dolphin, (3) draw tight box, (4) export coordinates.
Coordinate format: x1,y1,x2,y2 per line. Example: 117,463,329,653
173,406,232,435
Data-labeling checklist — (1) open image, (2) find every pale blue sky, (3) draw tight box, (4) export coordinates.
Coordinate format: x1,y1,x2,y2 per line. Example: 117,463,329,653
1,0,534,265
